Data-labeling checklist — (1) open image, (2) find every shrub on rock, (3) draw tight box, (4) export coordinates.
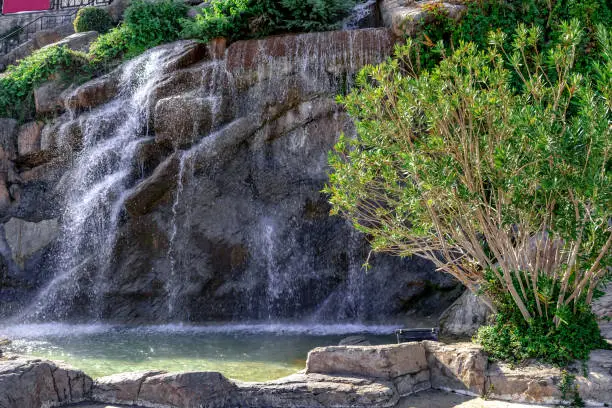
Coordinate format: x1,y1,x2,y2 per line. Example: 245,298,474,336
74,7,114,34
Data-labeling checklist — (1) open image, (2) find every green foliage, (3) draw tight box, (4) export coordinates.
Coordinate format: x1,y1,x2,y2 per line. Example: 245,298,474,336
418,0,612,72
475,273,608,366
279,0,356,32
326,21,611,344
182,0,355,42
0,46,88,120
88,25,133,68
181,0,255,42
0,0,193,120
559,371,585,407
124,0,188,49
73,7,114,34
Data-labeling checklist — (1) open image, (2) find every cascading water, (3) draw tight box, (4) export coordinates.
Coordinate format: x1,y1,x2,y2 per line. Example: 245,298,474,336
343,0,378,30
22,49,171,321
7,29,452,326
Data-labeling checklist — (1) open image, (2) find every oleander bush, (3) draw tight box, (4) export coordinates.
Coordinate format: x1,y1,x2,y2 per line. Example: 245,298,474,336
73,7,114,34
326,21,611,364
418,0,612,72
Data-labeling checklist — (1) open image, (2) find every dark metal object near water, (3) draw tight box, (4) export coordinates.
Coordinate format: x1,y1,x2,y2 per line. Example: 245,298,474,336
395,328,438,343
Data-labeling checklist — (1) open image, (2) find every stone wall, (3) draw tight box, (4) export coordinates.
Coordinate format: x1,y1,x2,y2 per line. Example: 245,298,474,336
2,341,611,408
0,4,82,34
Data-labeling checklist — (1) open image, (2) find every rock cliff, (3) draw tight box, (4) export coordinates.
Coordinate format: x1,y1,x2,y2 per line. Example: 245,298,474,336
0,29,460,323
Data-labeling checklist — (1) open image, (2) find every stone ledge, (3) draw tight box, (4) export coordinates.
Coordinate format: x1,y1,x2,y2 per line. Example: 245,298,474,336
2,342,612,408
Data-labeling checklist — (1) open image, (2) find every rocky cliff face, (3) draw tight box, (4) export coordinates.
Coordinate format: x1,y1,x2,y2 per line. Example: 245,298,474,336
0,28,460,323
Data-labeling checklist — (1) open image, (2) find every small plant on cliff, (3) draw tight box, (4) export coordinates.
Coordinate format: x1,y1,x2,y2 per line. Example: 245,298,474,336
0,46,88,120
73,7,114,34
124,0,188,51
90,0,188,68
325,21,611,363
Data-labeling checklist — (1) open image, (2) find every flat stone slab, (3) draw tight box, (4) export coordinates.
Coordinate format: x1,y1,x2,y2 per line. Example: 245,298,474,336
396,389,554,408
306,342,428,379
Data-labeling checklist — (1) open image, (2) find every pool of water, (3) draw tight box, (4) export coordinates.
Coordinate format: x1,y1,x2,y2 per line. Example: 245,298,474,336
0,323,405,381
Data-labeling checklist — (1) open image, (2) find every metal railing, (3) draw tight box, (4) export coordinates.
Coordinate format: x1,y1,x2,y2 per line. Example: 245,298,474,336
50,0,113,11
0,0,113,57
1,11,76,55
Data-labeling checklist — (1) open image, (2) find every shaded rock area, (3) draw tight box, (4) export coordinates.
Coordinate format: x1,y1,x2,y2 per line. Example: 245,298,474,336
0,30,461,323
2,341,611,408
438,290,492,339
379,0,466,37
593,283,612,342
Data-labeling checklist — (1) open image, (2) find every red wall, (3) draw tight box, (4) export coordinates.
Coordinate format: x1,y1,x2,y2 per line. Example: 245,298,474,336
3,0,51,14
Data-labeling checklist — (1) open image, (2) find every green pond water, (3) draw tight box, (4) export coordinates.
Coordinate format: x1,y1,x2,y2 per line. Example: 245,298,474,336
0,323,403,381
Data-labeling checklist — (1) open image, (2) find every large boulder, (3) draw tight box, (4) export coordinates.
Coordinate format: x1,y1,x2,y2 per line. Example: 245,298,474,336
124,153,180,216
34,80,72,115
486,363,563,405
17,121,45,157
576,349,612,405
0,355,92,408
306,343,428,379
137,372,238,407
423,341,487,396
593,283,612,342
65,73,119,112
94,370,238,407
439,290,492,338
237,373,400,408
306,343,430,397
0,118,18,160
92,370,165,405
154,94,214,148
379,0,466,37
3,217,59,268
46,31,99,53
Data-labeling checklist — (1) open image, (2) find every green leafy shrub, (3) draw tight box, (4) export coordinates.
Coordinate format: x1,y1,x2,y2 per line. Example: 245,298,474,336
73,6,114,34
182,0,355,43
418,0,611,72
181,0,255,42
0,46,88,119
475,273,608,366
279,0,356,32
88,25,133,68
0,0,192,120
326,21,611,363
125,0,189,49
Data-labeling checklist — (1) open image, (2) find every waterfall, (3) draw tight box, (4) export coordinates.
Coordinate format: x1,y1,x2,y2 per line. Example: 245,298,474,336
8,29,430,325
343,0,378,30
22,49,171,321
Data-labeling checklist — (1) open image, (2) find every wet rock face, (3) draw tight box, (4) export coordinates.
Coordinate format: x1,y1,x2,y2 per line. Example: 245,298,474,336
1,31,460,323
0,356,92,408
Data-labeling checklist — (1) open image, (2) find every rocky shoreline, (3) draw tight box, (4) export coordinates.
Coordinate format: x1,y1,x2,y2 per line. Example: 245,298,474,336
1,341,611,408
